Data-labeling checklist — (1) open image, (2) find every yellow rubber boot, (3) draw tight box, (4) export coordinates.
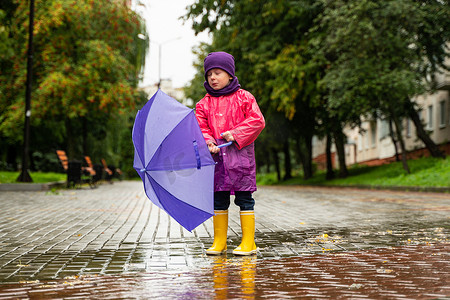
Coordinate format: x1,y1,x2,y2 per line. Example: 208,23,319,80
206,210,228,255
233,211,257,255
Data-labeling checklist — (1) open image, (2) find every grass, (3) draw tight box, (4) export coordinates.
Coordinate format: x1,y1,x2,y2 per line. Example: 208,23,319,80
0,171,66,184
257,156,450,189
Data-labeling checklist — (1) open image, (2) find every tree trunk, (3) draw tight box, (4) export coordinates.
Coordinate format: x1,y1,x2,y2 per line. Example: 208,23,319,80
82,117,88,156
283,140,292,180
388,119,400,162
65,118,76,160
297,135,313,180
296,139,305,177
392,115,410,174
6,145,18,170
325,133,335,180
407,101,445,158
272,148,281,181
333,127,348,178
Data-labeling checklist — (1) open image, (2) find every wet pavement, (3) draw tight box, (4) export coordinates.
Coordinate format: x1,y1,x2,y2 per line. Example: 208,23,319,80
0,181,448,299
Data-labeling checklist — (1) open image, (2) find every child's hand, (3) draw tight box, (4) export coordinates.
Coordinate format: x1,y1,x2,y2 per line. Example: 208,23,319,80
221,131,235,142
208,142,220,154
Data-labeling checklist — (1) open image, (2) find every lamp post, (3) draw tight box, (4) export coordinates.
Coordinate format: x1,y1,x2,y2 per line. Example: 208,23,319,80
17,0,35,182
154,37,181,89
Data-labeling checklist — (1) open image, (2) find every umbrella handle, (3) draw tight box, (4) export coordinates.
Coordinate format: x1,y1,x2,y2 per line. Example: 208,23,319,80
217,141,233,148
193,140,201,169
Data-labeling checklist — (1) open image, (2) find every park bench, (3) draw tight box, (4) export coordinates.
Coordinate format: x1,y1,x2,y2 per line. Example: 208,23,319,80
83,156,100,187
85,156,121,184
101,158,113,182
102,158,122,180
56,150,69,172
101,158,123,181
56,150,96,188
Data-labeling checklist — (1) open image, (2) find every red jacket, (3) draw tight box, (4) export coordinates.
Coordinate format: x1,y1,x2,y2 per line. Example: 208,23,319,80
196,89,265,192
196,89,265,150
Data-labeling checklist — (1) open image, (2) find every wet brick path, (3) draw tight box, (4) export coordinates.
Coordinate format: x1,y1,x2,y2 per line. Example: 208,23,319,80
0,181,449,299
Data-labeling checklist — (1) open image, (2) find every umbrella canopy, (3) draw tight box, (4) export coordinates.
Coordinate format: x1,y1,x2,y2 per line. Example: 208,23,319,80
132,90,215,231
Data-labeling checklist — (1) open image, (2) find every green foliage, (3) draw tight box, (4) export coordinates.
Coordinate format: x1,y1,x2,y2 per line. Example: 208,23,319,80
313,0,450,121
256,172,279,186
0,10,13,59
0,0,148,171
33,0,144,118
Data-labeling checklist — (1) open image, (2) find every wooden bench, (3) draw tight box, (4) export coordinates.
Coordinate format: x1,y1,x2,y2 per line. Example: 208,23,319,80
56,150,96,188
56,150,68,171
101,159,113,182
101,158,123,181
56,150,83,187
83,156,99,187
83,156,96,176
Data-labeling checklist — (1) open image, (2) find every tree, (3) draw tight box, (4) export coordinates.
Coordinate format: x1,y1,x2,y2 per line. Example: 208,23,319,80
185,0,323,179
314,0,448,173
0,1,20,169
0,0,148,170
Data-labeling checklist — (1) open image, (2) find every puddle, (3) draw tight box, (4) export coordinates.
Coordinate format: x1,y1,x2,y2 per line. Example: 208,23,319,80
1,221,448,284
0,243,448,299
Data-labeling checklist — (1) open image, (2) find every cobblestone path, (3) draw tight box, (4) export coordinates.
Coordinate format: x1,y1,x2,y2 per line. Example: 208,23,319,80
0,181,448,299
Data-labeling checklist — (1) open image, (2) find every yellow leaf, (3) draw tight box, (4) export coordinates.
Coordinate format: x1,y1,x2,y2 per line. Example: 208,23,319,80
16,264,30,267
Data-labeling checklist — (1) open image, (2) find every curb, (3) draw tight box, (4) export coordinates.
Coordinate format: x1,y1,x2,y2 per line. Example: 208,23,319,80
291,184,450,193
0,181,66,191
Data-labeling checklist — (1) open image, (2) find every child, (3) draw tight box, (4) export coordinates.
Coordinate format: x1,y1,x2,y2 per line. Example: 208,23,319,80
195,51,265,255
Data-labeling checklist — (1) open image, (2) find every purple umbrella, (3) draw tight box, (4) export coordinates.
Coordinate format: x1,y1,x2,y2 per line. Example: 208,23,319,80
132,90,216,231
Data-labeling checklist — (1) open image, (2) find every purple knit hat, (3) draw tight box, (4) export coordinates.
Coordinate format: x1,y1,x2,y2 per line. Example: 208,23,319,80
203,51,241,97
203,51,235,79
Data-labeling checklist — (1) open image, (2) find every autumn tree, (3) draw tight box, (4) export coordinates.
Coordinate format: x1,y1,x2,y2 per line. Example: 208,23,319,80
0,0,148,168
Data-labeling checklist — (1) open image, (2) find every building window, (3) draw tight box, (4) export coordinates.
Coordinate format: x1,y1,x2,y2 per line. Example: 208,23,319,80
439,100,445,128
427,105,433,130
406,118,411,137
357,135,362,152
365,131,369,150
379,119,389,140
370,124,376,147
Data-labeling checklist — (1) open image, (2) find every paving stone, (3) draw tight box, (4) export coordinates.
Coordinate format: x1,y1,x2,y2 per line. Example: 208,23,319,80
0,182,448,298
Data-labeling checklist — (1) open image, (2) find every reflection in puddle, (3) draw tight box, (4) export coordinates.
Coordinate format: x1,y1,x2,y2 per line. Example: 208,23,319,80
212,257,228,299
211,256,256,299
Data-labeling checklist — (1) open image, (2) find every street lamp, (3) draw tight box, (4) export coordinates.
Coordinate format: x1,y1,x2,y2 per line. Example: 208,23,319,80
17,0,35,182
153,37,181,89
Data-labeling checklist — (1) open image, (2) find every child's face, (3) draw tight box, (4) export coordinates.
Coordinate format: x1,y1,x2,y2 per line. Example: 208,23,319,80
207,68,233,90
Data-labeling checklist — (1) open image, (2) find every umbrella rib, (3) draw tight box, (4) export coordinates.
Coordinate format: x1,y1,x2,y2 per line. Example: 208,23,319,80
146,110,214,172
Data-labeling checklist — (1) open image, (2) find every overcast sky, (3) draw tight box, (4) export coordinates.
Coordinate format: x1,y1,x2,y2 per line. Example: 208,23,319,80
136,0,211,88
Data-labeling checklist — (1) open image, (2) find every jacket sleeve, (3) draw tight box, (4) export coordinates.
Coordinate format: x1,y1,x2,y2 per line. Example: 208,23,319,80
230,91,265,149
195,98,216,145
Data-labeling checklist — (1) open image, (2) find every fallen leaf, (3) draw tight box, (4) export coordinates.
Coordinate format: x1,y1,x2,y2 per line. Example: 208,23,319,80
349,283,363,290
19,280,39,284
377,268,394,274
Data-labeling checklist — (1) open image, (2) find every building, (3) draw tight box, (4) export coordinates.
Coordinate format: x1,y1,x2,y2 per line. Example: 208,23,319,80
312,65,450,168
